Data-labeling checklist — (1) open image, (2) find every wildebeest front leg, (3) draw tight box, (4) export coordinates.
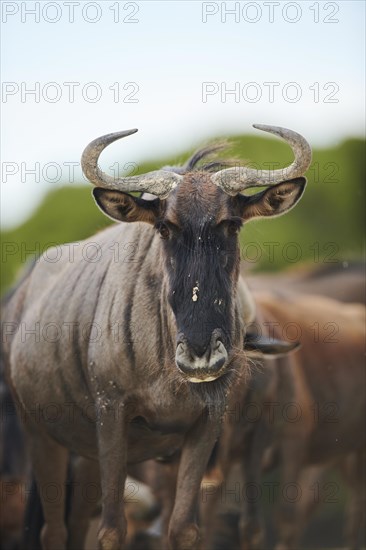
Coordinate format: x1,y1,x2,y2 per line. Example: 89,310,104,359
27,430,69,550
168,411,221,550
97,408,128,550
67,456,101,550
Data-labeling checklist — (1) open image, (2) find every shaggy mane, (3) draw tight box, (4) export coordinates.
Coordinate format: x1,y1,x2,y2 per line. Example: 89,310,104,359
165,141,238,175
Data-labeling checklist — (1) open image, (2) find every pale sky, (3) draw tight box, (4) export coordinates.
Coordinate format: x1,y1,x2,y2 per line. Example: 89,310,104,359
1,1,365,228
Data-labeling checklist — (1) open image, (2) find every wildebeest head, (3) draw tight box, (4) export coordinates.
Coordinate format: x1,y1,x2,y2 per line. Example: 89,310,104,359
82,125,311,382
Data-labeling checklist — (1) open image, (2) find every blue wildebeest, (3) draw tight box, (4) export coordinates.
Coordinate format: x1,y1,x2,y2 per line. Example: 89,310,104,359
1,124,311,550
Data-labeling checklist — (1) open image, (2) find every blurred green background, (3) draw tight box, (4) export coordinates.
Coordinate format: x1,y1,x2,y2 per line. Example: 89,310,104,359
1,134,364,295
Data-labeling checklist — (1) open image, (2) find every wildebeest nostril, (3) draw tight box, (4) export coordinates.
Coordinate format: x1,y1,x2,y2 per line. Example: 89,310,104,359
212,337,222,351
176,342,186,358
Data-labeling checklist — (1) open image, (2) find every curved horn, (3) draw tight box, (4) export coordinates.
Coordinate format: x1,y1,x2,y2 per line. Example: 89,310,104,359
81,129,182,198
212,124,312,195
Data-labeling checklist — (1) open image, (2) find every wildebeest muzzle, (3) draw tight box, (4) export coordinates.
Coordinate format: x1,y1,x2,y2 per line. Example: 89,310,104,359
175,329,228,383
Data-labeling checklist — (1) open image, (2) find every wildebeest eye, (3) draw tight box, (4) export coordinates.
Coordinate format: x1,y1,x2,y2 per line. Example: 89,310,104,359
226,220,242,236
156,223,170,239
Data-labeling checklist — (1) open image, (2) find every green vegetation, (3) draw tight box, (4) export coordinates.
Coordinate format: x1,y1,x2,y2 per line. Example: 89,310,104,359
1,135,364,295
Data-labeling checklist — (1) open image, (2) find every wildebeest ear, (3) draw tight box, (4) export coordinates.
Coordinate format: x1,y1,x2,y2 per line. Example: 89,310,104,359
244,333,300,358
239,178,306,221
92,188,160,225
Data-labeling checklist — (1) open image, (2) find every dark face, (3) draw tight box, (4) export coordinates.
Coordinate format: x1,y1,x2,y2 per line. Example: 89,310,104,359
93,173,306,382
156,173,242,382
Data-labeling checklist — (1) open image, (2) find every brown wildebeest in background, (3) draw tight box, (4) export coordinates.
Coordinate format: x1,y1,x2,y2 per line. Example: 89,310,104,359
1,124,312,550
204,289,365,550
246,261,365,305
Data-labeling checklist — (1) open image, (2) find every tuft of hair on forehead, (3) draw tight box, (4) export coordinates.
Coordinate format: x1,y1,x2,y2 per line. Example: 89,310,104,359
164,140,239,175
